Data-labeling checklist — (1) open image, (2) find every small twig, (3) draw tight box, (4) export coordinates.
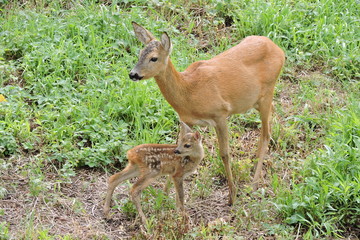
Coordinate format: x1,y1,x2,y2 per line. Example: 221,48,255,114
92,204,96,217
30,196,39,216
295,223,301,240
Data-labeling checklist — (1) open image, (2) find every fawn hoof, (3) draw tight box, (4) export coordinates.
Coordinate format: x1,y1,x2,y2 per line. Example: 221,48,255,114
227,194,235,206
251,179,260,191
227,187,236,205
181,211,190,227
228,197,234,206
140,217,147,225
180,209,189,218
103,208,111,219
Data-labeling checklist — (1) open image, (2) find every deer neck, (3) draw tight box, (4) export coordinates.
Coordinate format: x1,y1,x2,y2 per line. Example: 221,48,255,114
188,145,205,162
154,59,187,112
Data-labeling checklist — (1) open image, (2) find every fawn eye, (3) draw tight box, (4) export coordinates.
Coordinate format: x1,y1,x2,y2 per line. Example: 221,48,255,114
184,144,191,148
150,57,158,62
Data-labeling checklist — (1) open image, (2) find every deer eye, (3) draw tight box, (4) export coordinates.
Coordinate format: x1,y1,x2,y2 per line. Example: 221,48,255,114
150,57,158,62
184,144,191,148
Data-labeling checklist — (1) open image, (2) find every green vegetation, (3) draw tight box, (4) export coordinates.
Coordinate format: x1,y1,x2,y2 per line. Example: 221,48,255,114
0,0,359,239
275,99,360,238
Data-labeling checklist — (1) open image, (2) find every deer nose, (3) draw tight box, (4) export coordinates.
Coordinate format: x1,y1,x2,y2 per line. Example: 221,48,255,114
129,72,143,81
174,149,181,154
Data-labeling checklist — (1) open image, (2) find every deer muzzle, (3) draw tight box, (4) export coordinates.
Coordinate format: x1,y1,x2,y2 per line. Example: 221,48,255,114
129,72,143,81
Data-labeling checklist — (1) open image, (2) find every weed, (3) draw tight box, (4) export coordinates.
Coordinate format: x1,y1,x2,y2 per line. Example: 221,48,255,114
187,218,237,239
0,221,10,240
119,197,137,219
143,186,176,213
189,165,214,200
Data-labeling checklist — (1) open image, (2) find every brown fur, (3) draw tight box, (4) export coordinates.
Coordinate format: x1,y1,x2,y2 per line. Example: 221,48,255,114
103,122,204,224
130,22,285,204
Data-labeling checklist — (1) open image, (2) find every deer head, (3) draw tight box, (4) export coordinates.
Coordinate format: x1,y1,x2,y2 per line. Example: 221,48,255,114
129,22,172,81
174,122,202,157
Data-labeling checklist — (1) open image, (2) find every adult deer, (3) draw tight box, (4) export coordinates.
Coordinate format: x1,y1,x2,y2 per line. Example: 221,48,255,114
129,22,285,204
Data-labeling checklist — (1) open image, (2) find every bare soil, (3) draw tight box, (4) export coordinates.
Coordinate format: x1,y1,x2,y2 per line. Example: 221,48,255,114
1,160,236,239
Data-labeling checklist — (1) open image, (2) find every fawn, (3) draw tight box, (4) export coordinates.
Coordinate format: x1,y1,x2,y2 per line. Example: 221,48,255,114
103,122,204,224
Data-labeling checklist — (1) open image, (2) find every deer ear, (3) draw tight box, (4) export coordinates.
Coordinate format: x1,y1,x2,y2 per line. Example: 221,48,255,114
194,131,201,141
161,32,172,54
132,22,155,45
179,121,192,136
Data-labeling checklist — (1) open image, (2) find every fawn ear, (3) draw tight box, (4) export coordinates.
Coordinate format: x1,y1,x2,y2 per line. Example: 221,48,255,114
179,121,192,136
161,32,172,54
132,22,155,45
194,131,201,141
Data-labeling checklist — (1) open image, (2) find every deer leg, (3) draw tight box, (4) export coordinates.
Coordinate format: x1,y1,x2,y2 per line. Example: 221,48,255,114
215,118,236,205
172,176,185,212
163,121,193,194
163,176,172,194
253,97,273,189
130,172,157,224
104,164,138,218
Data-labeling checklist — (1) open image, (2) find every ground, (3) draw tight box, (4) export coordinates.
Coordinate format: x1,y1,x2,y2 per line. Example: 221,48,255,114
2,124,276,239
2,159,238,239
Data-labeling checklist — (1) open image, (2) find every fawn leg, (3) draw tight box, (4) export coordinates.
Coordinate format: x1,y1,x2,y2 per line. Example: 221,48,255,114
172,176,185,212
163,176,172,194
104,164,138,218
130,173,158,224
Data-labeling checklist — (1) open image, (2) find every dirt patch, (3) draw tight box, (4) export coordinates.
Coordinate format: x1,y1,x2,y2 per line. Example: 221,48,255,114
1,168,109,239
1,161,235,239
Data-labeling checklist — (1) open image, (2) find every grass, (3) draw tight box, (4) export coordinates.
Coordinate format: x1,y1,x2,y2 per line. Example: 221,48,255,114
0,0,359,239
274,95,360,237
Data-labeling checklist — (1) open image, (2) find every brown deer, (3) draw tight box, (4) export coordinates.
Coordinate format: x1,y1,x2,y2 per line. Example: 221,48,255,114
103,122,204,224
129,22,285,204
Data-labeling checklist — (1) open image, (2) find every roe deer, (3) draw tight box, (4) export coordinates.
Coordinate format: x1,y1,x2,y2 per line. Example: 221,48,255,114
103,122,204,224
129,22,285,204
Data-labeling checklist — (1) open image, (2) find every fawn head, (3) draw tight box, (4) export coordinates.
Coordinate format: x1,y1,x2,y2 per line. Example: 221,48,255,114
129,22,172,81
174,122,203,158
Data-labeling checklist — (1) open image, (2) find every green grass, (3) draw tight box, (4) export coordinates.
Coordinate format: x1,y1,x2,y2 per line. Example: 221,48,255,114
0,0,359,239
0,2,177,172
274,96,360,238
